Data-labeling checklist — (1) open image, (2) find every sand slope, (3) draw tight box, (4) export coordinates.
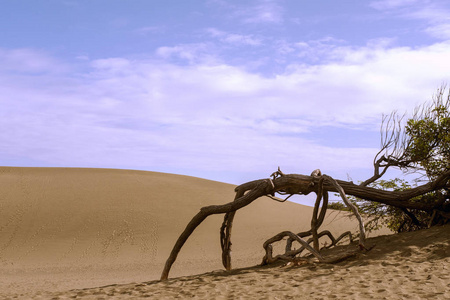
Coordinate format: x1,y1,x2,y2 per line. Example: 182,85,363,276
42,223,450,300
0,167,365,298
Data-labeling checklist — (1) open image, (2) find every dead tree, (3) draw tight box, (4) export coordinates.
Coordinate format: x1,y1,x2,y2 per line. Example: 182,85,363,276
160,167,450,280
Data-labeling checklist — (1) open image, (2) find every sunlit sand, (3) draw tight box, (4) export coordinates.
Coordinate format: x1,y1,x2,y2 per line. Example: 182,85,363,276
0,167,448,299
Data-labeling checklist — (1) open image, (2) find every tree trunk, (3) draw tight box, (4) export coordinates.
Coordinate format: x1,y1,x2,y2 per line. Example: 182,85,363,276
272,170,449,211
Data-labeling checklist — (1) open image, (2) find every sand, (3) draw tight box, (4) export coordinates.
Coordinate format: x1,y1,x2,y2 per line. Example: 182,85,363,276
0,167,448,299
39,224,450,300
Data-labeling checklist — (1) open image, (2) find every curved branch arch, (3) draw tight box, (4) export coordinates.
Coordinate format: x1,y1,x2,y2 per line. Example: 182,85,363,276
160,169,367,281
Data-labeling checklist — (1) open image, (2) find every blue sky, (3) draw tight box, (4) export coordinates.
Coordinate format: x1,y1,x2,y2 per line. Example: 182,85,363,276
1,0,450,192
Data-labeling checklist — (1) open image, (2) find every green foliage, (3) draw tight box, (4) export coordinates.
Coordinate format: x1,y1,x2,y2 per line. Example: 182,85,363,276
332,179,438,233
357,179,414,233
330,87,449,232
327,201,349,211
404,91,450,179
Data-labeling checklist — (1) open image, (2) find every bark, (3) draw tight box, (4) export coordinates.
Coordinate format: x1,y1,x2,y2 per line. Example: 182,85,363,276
220,211,235,270
261,230,360,265
360,155,391,187
272,170,449,211
280,230,353,259
311,177,327,251
261,231,324,265
323,175,366,248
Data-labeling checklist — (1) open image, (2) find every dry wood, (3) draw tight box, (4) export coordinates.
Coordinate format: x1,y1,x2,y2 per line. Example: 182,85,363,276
323,175,366,248
160,167,448,280
262,172,362,265
311,176,324,251
285,230,353,258
261,231,324,265
272,170,449,211
160,180,272,280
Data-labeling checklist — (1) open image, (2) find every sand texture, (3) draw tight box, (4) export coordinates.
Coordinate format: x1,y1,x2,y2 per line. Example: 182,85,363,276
0,167,447,299
39,224,450,300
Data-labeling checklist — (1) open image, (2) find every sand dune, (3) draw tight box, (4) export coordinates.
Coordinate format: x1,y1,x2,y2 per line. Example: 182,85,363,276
0,167,419,299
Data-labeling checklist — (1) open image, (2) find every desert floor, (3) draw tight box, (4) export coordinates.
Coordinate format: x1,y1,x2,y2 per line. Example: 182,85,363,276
0,167,448,299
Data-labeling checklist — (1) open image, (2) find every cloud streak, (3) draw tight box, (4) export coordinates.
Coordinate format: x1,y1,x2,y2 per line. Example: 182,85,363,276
206,28,262,46
370,0,450,40
240,0,284,24
0,48,67,73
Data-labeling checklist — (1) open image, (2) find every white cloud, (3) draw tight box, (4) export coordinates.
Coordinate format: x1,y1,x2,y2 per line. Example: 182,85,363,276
235,0,284,24
285,37,347,63
206,28,262,46
0,48,67,73
91,58,131,70
425,22,450,39
155,44,217,64
1,41,450,183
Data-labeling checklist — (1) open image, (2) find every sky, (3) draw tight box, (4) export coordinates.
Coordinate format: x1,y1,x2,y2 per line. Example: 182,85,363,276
1,0,450,200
